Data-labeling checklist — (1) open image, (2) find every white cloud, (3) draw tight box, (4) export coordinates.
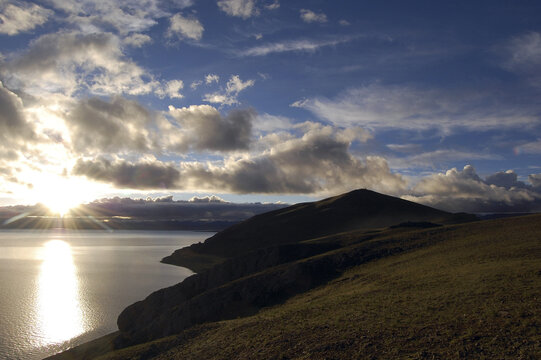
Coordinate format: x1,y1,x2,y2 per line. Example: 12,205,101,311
240,37,354,56
0,1,53,35
205,74,220,84
294,84,540,133
265,0,279,10
156,79,184,99
300,9,327,23
217,0,258,19
190,80,203,89
339,20,350,26
4,31,160,96
124,33,152,47
203,75,255,105
46,0,170,34
167,13,204,41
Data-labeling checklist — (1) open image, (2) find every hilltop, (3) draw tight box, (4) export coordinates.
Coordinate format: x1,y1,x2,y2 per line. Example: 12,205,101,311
162,189,475,271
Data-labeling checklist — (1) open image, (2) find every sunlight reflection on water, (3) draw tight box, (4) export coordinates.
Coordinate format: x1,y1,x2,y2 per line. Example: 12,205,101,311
35,240,87,346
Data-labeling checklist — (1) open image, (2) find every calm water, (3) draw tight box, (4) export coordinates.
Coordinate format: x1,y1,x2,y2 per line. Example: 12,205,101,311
0,229,211,360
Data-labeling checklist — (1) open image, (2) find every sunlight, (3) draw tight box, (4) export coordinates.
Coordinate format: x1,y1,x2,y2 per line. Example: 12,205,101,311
36,240,85,345
30,175,99,217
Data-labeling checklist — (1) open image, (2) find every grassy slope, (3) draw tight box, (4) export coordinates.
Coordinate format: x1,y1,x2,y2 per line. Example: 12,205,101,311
95,214,541,359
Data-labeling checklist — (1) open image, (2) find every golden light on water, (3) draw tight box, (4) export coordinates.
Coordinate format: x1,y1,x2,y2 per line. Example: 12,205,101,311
36,240,85,344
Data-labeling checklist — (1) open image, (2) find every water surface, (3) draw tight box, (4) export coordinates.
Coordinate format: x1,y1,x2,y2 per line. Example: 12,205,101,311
0,229,210,359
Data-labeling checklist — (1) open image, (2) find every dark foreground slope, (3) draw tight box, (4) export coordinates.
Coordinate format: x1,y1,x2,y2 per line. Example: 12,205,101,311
52,214,541,359
162,189,474,271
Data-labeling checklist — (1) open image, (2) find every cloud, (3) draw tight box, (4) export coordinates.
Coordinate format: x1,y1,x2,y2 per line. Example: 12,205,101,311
67,96,153,154
0,1,52,35
73,158,181,189
70,123,402,195
203,75,255,105
300,9,327,23
190,80,203,89
240,37,354,56
205,74,220,84
294,84,540,133
123,33,152,47
217,0,258,19
4,31,159,96
500,32,541,74
179,123,403,195
156,79,184,99
0,81,36,148
188,195,228,203
339,20,350,26
81,195,286,222
515,139,541,154
167,105,254,151
45,0,175,34
405,165,541,213
167,13,204,41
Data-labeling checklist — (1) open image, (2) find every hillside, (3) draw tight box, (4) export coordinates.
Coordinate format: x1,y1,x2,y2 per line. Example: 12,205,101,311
51,213,541,359
162,189,475,271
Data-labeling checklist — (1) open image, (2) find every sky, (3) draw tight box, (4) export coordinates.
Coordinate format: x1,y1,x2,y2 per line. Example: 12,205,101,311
0,0,541,213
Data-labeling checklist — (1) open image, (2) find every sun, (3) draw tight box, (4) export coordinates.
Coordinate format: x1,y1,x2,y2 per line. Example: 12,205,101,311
31,175,98,217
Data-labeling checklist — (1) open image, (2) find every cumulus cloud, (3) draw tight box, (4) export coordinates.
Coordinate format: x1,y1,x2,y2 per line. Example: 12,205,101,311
293,84,540,133
203,75,255,105
217,0,258,19
156,79,184,99
67,96,152,154
73,158,180,189
300,9,327,23
240,37,354,56
405,165,541,213
190,80,203,89
181,127,402,195
205,74,220,84
167,13,204,41
188,195,228,203
4,31,159,96
167,104,254,151
70,123,402,195
123,33,152,47
0,1,52,35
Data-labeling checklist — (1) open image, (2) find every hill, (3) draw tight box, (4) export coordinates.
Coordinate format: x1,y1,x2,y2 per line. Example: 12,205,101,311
50,213,541,359
162,189,475,271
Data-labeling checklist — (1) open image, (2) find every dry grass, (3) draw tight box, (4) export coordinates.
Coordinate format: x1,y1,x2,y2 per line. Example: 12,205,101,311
95,215,541,360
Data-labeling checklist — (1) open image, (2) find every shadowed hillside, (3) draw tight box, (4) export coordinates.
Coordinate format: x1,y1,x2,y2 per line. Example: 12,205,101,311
50,213,541,360
162,189,475,271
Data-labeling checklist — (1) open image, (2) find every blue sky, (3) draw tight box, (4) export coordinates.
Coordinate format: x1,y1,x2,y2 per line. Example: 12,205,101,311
0,0,541,212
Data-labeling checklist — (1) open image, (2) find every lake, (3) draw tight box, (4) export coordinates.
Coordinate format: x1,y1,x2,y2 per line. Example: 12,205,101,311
0,229,211,360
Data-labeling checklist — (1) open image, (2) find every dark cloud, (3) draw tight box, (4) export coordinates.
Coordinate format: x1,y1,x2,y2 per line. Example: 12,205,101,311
72,158,180,189
68,96,152,154
0,82,36,145
407,165,541,213
71,125,405,195
179,124,405,194
168,105,254,151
